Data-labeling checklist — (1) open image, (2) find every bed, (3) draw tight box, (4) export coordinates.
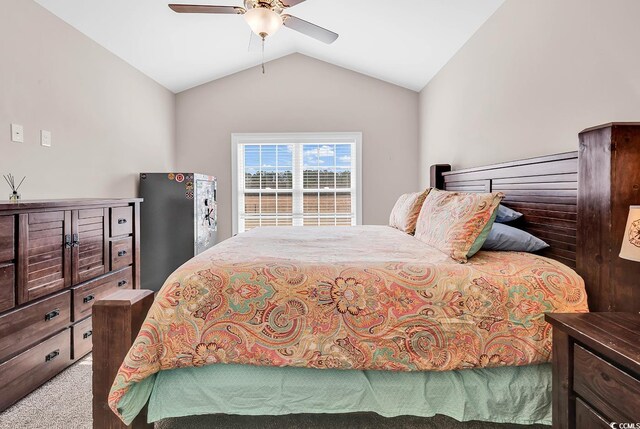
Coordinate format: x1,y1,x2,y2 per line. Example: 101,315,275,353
94,151,589,429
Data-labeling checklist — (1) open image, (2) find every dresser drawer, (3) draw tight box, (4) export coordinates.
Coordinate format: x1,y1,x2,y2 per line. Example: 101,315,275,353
0,290,71,362
574,344,640,422
71,266,132,321
0,329,71,411
111,206,133,237
0,216,14,262
111,236,133,271
0,263,15,313
72,317,93,360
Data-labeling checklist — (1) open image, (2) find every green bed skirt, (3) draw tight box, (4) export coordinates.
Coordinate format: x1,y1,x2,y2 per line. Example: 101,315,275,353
117,363,552,426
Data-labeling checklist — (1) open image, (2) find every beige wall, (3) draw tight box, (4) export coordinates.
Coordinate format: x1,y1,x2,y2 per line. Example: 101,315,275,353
418,0,640,188
176,53,419,240
1,0,175,199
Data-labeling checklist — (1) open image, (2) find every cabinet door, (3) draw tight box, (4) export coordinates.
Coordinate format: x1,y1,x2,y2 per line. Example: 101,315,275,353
18,211,72,304
0,216,15,262
72,208,108,285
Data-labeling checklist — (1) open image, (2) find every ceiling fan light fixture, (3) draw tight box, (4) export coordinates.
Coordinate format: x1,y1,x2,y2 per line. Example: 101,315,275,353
244,7,282,39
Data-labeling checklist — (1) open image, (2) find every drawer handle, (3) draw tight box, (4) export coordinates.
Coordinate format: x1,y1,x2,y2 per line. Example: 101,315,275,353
117,250,127,257
117,280,128,287
83,294,95,304
71,233,80,248
117,218,127,224
64,234,72,249
83,330,93,339
45,309,60,321
45,349,60,362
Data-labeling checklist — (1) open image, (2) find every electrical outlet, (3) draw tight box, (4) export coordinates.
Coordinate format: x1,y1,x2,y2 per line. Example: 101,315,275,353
41,130,52,147
11,124,24,143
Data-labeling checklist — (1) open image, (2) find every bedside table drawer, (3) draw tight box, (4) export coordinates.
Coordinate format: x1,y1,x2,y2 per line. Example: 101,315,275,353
574,344,640,422
576,398,612,429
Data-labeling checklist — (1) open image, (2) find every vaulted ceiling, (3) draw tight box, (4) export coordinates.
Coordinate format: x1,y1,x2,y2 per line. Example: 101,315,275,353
34,0,504,93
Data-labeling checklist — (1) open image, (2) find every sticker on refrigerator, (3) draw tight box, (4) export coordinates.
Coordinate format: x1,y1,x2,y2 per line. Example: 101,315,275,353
185,181,194,190
167,173,175,181
186,190,194,199
175,173,185,183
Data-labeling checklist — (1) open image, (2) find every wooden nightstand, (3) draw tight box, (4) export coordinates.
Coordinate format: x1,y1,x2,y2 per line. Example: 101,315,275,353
545,313,640,429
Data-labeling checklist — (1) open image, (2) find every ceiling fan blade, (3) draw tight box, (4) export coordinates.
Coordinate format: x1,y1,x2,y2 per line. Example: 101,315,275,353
168,4,245,14
279,0,306,7
282,15,338,44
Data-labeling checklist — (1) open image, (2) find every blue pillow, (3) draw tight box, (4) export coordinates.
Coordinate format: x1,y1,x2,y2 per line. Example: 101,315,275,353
482,223,549,252
495,204,523,223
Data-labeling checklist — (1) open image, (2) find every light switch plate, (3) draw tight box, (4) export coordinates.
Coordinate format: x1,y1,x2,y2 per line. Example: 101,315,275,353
11,124,24,143
41,130,52,147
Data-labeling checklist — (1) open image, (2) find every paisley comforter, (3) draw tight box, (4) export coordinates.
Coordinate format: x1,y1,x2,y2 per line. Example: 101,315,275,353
109,226,588,420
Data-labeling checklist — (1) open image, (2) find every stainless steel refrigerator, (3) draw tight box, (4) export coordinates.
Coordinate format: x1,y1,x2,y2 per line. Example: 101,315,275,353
139,173,217,292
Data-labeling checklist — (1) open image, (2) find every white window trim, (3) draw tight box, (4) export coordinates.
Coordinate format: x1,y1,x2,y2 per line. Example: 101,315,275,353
231,132,363,235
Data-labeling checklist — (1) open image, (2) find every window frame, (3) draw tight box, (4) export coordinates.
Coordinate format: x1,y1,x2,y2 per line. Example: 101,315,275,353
232,132,363,235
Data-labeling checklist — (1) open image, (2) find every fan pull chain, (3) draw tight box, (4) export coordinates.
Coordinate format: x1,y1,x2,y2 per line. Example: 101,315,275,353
261,37,266,74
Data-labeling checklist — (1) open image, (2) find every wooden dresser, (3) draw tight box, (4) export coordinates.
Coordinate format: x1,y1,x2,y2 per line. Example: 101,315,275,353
545,312,640,428
0,199,141,411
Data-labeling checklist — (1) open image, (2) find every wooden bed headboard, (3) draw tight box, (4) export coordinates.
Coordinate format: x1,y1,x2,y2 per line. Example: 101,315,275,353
430,152,579,268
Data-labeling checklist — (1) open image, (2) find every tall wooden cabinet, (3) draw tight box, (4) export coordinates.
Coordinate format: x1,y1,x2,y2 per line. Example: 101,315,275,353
577,123,640,312
0,199,141,411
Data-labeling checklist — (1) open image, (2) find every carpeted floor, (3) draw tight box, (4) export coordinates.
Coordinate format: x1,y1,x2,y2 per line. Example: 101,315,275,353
0,356,94,429
0,356,549,429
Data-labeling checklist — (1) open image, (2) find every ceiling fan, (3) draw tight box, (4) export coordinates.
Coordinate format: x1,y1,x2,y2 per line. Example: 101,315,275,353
168,1,339,44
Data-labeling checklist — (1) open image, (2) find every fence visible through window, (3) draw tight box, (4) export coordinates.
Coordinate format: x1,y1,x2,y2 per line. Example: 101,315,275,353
233,135,361,234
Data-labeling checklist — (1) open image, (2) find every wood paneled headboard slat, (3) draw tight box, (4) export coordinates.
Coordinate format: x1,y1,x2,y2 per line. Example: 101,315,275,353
492,173,578,185
431,151,579,268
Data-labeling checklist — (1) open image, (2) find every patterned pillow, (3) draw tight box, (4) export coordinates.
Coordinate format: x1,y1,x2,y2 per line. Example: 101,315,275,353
389,190,431,234
414,189,504,262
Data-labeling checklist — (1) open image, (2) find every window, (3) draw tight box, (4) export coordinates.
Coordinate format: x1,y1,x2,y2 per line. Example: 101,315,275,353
232,133,362,234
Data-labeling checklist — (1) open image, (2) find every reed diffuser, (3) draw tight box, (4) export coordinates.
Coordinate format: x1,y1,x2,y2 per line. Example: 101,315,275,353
4,173,26,202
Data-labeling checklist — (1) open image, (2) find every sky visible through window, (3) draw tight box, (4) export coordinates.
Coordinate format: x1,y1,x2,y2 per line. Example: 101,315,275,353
244,144,351,168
